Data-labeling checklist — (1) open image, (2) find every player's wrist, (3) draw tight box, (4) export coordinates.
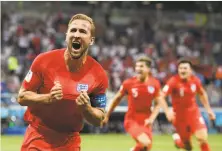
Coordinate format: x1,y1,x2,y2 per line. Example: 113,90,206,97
44,94,52,104
80,103,91,111
206,108,212,113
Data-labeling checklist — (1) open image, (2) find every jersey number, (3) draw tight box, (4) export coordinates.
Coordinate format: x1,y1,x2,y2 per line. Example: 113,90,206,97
131,88,138,98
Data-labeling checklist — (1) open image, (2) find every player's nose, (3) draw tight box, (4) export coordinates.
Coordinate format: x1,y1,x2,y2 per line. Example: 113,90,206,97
74,30,80,38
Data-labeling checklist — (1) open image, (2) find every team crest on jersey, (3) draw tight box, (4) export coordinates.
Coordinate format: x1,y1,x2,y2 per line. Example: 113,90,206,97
147,86,155,94
77,84,89,92
191,84,196,92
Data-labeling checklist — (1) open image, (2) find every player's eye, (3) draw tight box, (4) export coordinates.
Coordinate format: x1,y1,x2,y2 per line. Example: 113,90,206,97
70,28,77,32
80,29,87,34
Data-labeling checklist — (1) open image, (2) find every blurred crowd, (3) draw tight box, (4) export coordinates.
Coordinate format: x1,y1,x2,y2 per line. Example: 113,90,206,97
1,2,222,108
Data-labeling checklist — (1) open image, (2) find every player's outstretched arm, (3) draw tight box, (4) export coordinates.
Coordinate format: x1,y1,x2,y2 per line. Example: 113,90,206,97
101,91,124,127
145,95,162,126
159,92,174,122
198,87,216,120
17,81,63,106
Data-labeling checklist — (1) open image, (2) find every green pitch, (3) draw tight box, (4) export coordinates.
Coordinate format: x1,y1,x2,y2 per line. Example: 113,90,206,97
1,134,222,151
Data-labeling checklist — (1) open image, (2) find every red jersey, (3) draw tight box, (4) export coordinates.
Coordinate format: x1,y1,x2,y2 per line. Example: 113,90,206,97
120,76,161,124
162,75,203,115
22,48,108,133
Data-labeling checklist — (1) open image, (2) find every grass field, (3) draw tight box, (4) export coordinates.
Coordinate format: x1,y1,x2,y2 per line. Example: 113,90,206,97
1,134,222,151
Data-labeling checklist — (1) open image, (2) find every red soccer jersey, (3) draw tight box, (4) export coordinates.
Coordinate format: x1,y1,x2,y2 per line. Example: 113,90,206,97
162,75,203,115
22,48,108,132
120,76,161,124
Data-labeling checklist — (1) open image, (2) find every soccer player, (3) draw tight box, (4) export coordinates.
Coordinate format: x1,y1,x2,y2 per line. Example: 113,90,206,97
161,59,216,151
102,56,163,151
17,14,108,151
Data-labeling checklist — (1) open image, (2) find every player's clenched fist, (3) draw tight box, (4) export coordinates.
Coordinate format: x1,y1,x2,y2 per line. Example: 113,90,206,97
166,110,175,123
76,91,91,109
207,109,216,120
144,118,154,126
101,116,109,127
47,81,63,103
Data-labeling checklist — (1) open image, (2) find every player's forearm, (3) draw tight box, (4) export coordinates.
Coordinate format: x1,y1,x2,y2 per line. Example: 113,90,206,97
149,104,161,120
106,98,122,118
18,91,50,106
199,92,212,111
159,96,170,114
82,105,105,126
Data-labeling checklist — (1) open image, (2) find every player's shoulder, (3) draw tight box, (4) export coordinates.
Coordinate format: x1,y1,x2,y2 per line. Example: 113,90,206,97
169,75,179,82
150,76,160,84
191,75,201,83
164,75,178,85
87,56,107,78
88,56,104,71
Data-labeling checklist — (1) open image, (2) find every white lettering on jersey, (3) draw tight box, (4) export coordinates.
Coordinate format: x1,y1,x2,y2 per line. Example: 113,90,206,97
131,88,138,98
179,88,184,97
25,70,33,83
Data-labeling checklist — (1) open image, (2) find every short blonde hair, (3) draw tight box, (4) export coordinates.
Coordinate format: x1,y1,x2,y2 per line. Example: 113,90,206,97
68,14,95,37
136,56,152,68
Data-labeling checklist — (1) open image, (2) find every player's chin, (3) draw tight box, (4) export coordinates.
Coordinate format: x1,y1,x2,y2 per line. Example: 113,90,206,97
71,53,82,59
179,75,187,79
70,50,83,59
138,74,145,79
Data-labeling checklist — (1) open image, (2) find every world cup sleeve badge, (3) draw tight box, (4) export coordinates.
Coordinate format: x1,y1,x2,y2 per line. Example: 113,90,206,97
25,70,33,83
77,83,89,92
147,86,155,94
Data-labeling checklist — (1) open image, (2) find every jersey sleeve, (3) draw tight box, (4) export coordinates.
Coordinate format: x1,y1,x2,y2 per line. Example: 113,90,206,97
162,77,174,96
119,80,128,95
195,76,203,94
90,70,109,108
22,54,44,92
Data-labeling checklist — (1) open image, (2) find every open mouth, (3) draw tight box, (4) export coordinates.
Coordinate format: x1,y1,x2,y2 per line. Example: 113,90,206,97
136,71,143,75
72,42,81,50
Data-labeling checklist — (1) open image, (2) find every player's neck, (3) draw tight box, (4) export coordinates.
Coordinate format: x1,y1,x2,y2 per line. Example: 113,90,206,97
180,76,191,82
137,75,149,83
64,50,87,72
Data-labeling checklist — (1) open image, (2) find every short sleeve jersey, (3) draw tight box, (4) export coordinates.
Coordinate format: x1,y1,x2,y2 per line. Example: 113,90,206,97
162,75,203,114
22,49,108,132
120,77,161,124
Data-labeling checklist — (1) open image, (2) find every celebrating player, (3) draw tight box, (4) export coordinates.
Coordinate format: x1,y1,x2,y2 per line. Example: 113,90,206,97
161,59,215,151
102,56,163,151
17,14,108,151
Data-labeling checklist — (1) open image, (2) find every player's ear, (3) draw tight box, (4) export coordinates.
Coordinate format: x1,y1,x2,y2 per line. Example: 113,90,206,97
90,37,95,45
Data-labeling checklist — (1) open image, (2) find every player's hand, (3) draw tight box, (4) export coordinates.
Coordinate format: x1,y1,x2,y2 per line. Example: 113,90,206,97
48,81,63,103
166,110,175,123
101,116,109,127
144,118,154,126
207,109,216,120
76,91,91,110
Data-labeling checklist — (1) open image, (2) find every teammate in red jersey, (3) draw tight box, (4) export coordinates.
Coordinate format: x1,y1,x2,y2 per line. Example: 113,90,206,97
17,14,108,151
161,59,215,151
102,56,163,151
